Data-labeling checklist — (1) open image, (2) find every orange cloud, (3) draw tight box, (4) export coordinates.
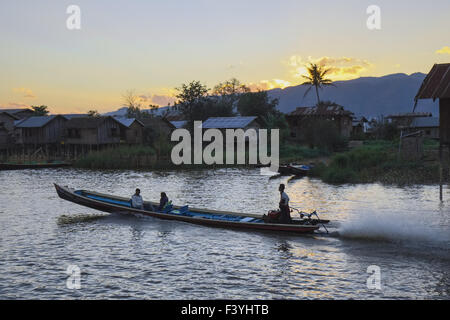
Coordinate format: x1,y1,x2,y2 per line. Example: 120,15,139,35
286,55,373,80
248,79,293,91
0,102,30,109
134,89,177,107
13,87,36,98
436,46,450,54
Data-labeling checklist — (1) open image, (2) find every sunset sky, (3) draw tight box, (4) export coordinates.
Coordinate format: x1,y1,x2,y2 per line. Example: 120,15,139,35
1,0,449,114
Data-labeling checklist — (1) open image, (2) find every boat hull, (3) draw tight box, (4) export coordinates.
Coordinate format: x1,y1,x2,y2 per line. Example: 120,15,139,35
278,165,310,176
54,184,320,234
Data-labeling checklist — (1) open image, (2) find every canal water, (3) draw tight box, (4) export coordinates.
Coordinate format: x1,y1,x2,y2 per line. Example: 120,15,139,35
0,168,449,299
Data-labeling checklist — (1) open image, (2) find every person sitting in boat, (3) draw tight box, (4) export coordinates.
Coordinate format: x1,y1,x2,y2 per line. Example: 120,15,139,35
279,184,291,223
131,188,144,210
158,192,169,211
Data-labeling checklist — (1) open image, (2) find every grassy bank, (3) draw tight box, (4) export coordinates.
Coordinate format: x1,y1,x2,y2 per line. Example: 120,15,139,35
279,144,330,164
75,146,158,169
74,145,267,170
310,140,444,185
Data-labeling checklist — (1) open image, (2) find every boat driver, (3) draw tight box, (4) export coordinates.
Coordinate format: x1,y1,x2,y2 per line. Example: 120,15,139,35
279,184,291,223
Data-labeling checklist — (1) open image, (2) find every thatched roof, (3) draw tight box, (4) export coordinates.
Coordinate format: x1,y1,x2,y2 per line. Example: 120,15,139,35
289,103,353,117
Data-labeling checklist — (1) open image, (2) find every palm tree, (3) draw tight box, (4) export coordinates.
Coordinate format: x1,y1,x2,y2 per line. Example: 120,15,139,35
301,63,335,104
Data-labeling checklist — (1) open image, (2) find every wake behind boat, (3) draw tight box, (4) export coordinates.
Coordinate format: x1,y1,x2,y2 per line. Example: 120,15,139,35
54,184,329,234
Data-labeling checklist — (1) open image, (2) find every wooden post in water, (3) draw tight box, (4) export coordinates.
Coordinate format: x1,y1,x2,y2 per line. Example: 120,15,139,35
439,143,443,202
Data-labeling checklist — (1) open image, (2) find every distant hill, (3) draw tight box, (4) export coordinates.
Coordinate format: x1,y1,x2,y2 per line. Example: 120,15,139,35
268,72,438,118
104,106,173,117
105,73,439,119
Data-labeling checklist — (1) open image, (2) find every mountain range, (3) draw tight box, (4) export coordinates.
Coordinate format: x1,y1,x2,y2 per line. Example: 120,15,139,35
105,73,439,119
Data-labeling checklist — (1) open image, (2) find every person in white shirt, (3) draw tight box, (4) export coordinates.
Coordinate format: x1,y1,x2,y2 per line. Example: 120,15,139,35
278,184,291,223
131,188,144,210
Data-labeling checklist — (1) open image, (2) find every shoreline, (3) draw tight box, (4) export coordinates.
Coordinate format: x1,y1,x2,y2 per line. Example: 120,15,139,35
66,139,448,187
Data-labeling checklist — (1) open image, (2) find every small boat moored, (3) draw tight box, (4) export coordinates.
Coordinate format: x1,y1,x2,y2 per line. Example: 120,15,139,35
54,184,328,234
278,164,312,176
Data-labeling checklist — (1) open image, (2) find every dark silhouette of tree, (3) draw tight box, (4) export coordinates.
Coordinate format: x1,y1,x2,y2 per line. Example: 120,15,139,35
301,63,335,104
237,91,278,119
123,90,142,119
31,105,49,116
87,110,100,117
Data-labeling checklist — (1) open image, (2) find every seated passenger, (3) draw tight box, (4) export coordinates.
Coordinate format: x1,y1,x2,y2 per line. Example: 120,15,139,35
158,192,169,211
131,188,144,210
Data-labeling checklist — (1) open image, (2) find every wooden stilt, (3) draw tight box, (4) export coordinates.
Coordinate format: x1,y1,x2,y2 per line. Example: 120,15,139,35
439,144,443,202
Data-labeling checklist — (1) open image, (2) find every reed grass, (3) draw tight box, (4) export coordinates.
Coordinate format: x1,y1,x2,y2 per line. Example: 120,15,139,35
312,139,443,185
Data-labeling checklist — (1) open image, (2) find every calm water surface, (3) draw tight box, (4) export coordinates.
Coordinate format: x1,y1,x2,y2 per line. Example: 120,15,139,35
0,168,449,299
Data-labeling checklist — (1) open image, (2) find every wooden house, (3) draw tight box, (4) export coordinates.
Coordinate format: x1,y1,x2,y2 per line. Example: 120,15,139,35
140,117,176,138
0,112,19,149
199,116,262,146
0,126,10,150
386,112,432,129
286,103,354,140
409,117,439,140
14,115,67,146
415,63,450,200
113,117,144,144
64,116,125,146
1,108,34,119
201,116,261,132
352,116,369,137
415,63,450,145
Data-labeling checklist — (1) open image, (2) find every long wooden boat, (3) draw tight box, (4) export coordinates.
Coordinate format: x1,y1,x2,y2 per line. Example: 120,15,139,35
0,162,71,170
54,184,326,234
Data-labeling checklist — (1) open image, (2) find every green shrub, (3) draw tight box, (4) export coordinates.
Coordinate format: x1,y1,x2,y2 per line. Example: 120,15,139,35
280,144,330,161
322,167,358,184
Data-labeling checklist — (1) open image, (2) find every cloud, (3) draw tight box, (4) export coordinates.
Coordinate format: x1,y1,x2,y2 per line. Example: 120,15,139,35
0,102,30,109
247,79,293,91
13,87,36,98
285,55,373,80
133,91,177,107
150,94,176,106
436,46,450,55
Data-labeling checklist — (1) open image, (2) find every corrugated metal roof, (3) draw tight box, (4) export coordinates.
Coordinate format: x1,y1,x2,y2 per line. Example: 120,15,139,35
170,120,187,129
201,117,258,129
0,111,19,120
62,114,89,120
113,117,143,128
415,63,450,100
15,116,58,128
0,108,31,114
411,117,439,128
289,105,353,117
14,119,26,126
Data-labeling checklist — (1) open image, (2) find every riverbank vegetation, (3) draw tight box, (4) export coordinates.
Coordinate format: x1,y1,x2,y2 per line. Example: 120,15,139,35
75,146,157,169
310,139,444,185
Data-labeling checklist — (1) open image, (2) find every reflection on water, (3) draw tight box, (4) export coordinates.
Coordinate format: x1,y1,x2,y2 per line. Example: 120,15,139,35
0,168,449,299
57,214,108,225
